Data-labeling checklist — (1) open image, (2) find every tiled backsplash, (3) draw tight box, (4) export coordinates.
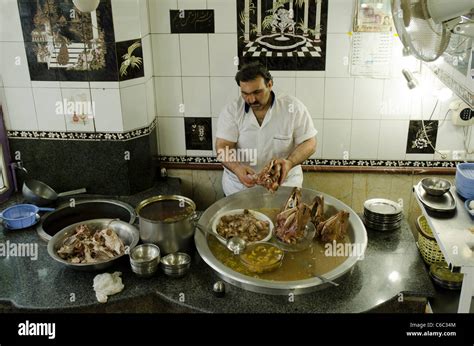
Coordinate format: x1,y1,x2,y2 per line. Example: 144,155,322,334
1,0,473,172
148,0,473,161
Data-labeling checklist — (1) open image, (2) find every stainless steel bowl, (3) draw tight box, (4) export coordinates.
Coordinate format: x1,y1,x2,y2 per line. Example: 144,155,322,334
47,219,140,271
421,177,451,196
130,244,161,277
160,252,191,278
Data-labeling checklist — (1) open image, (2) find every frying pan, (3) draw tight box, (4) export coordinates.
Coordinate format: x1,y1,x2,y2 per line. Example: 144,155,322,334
22,179,87,206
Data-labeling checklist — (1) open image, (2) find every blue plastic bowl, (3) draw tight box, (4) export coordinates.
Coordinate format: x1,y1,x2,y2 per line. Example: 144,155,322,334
0,204,54,229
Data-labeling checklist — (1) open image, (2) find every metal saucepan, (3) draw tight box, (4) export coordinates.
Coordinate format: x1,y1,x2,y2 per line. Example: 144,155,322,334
22,179,87,206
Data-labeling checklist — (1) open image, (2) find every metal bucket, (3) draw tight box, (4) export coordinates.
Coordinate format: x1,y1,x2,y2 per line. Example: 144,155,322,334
136,195,198,255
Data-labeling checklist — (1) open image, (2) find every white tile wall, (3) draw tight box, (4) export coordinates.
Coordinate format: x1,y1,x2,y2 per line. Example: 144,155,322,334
0,42,31,87
149,0,177,34
178,0,206,9
209,34,238,76
61,88,95,132
327,0,354,34
435,120,465,154
152,35,182,76
325,34,351,78
112,0,142,42
121,83,148,131
138,0,150,37
210,77,239,116
350,120,380,159
353,78,384,119
311,119,324,159
382,78,412,119
91,88,124,132
377,120,409,160
142,35,153,80
145,78,156,124
180,34,209,76
207,0,237,33
0,87,11,129
158,117,186,155
212,117,218,155
322,120,351,159
33,88,65,132
296,78,324,117
3,88,37,130
273,77,296,97
182,77,211,117
324,78,354,119
0,0,23,42
154,77,183,116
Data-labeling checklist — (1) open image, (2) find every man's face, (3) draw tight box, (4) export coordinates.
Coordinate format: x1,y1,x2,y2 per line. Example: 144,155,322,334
240,76,273,111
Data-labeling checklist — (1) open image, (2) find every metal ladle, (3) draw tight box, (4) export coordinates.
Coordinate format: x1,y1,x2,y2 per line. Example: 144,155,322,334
195,224,247,255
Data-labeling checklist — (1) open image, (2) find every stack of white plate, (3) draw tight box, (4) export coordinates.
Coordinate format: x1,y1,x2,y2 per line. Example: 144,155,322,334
455,163,474,199
363,198,403,231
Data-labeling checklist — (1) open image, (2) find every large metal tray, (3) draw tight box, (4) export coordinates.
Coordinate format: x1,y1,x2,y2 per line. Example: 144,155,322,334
194,186,368,295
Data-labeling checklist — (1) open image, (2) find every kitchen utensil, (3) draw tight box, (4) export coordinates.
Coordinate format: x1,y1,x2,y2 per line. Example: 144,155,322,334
455,163,474,199
160,252,191,278
23,179,86,206
415,183,456,213
136,195,198,255
196,224,247,255
0,204,54,229
130,244,161,278
362,198,403,232
429,261,463,290
36,199,136,242
211,209,273,246
421,177,452,196
416,215,445,265
195,186,367,295
213,281,226,297
47,218,139,271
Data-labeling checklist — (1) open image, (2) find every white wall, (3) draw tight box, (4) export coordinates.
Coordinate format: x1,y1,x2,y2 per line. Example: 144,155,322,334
149,0,474,161
0,0,155,134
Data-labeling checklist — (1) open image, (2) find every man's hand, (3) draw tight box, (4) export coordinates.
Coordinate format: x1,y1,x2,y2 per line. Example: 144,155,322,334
275,158,294,185
234,164,257,187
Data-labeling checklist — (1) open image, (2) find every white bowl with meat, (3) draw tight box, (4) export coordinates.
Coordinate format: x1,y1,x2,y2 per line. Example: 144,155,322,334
211,209,273,246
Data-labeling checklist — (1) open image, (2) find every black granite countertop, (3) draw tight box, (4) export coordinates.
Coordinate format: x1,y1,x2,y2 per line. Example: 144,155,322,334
0,179,436,313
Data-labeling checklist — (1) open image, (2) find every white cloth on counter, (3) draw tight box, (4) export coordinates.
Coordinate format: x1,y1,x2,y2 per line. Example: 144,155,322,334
93,271,124,303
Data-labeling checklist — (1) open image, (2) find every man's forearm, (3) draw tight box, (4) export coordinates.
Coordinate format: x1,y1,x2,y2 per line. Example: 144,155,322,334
286,137,317,167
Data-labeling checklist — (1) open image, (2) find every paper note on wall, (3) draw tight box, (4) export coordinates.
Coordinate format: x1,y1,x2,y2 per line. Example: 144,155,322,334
350,32,392,78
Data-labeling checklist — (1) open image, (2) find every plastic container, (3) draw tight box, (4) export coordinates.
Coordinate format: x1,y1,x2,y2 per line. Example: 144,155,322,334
416,215,445,265
0,204,54,229
455,163,474,199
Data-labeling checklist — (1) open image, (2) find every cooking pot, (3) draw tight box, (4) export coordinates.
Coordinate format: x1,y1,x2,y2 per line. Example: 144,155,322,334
23,179,87,206
136,195,199,255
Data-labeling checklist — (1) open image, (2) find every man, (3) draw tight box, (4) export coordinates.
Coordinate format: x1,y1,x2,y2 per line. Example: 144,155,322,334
216,62,317,196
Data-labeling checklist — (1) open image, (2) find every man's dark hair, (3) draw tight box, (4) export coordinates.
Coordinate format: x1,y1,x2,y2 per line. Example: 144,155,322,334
235,62,273,86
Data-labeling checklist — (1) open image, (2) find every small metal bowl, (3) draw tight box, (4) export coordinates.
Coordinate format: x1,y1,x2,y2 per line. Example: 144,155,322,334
130,244,161,278
160,252,191,278
421,177,451,196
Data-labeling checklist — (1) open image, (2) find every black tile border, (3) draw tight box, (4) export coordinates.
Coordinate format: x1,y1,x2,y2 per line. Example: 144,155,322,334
157,156,462,168
7,118,157,142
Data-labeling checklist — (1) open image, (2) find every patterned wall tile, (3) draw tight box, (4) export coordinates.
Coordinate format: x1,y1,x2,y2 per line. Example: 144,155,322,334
170,9,215,33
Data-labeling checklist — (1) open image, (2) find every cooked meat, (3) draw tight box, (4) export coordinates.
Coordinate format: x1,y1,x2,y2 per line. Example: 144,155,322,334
316,211,349,242
255,160,282,193
57,224,125,264
216,209,270,242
